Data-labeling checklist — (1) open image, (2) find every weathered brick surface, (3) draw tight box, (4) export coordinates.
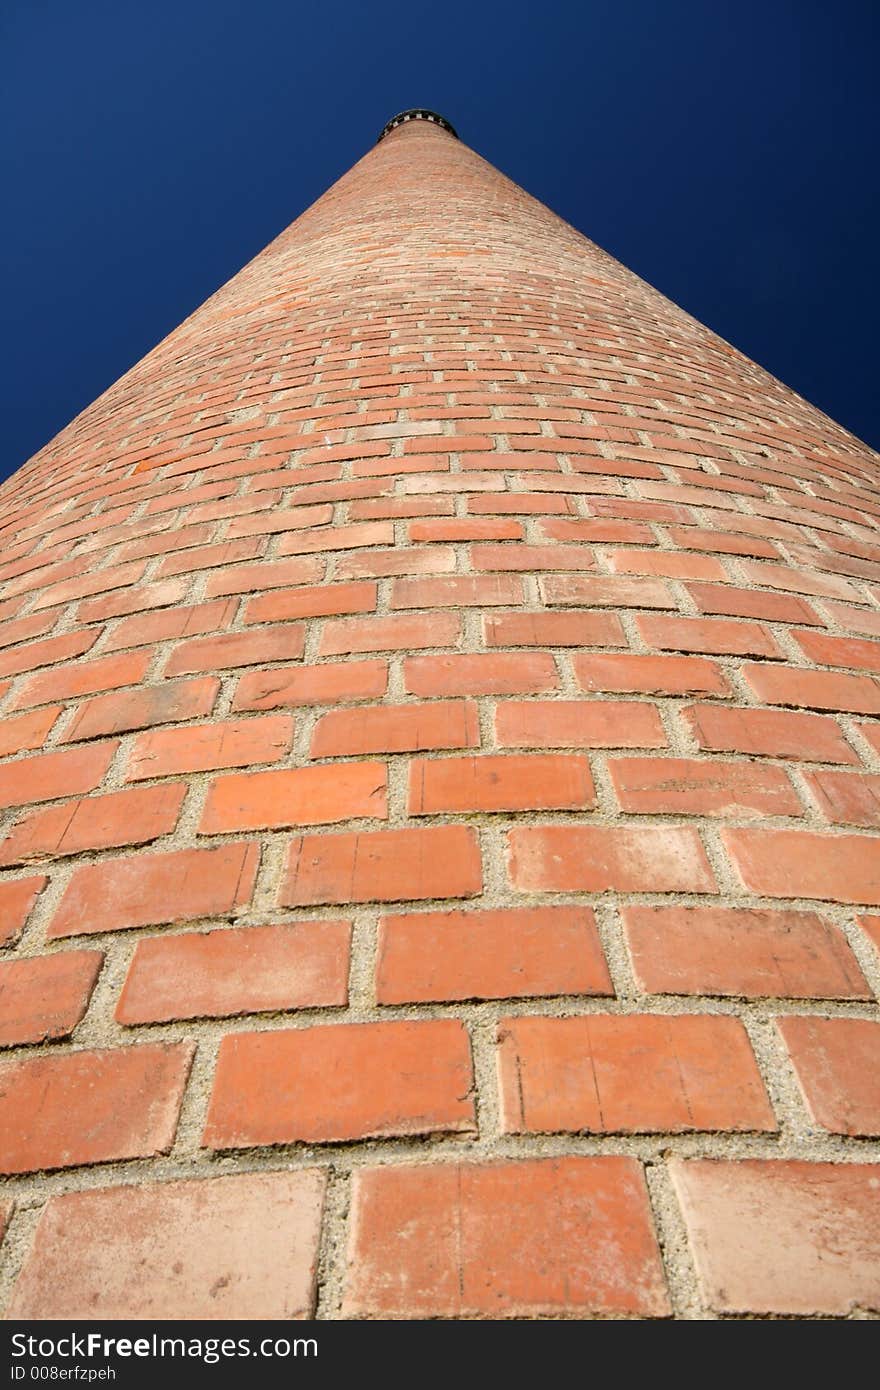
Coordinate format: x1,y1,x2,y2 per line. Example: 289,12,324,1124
509,824,717,893
343,1157,669,1317
0,949,103,1045
777,1016,880,1135
2,112,879,1318
0,743,117,809
723,828,880,904
622,906,868,999
683,703,858,763
126,713,294,778
376,906,611,1003
63,676,218,741
609,755,802,817
49,842,259,937
282,825,482,905
9,1171,325,1319
0,1043,193,1174
495,698,666,748
199,762,387,832
498,1015,775,1134
0,875,47,946
0,783,185,864
410,753,595,813
205,1019,475,1147
117,921,350,1023
671,1160,880,1314
311,700,478,756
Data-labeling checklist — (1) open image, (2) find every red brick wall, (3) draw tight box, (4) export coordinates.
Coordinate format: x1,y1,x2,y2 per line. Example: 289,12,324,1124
1,117,879,1319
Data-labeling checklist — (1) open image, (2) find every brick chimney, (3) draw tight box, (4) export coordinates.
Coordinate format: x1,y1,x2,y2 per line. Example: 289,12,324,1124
0,110,878,1320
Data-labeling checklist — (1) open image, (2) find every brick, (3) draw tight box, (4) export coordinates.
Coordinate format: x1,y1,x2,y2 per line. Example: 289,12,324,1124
376,905,611,1003
508,824,716,893
792,629,880,673
311,700,478,757
401,470,502,493
541,574,675,608
291,478,392,507
0,742,117,811
671,1159,880,1314
460,450,561,470
276,521,394,556
471,543,596,573
8,1170,325,1319
405,652,557,696
49,841,259,938
0,611,62,651
484,610,625,648
609,755,802,817
205,1019,475,1147
607,550,726,581
200,762,387,833
0,706,61,759
127,713,294,779
742,663,880,714
723,827,880,904
469,492,572,515
803,769,880,826
856,721,880,756
77,579,189,622
777,1016,880,1136
233,660,387,710
409,518,523,542
822,600,880,639
683,702,858,763
29,561,146,612
856,912,880,959
226,503,332,538
390,575,523,609
203,555,323,597
496,699,666,749
158,537,264,577
0,1042,193,1174
573,652,730,696
163,624,305,676
12,649,152,711
686,582,821,625
64,676,219,741
738,559,862,602
0,949,102,1046
319,612,459,656
499,1014,774,1134
342,1156,669,1318
244,581,376,624
0,784,185,866
0,875,48,947
117,920,351,1023
635,613,782,658
103,598,238,652
537,518,654,544
622,905,868,998
282,825,482,906
349,497,454,520
116,526,213,564
410,753,595,814
665,527,779,558
335,547,456,581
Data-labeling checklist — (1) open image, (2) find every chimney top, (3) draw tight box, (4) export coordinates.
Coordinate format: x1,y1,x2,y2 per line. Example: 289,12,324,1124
377,109,459,143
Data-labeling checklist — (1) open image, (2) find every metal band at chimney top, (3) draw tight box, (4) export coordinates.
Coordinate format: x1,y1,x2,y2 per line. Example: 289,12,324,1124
377,109,459,142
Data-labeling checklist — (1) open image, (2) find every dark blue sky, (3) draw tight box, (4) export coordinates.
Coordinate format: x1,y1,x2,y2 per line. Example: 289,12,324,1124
3,0,878,480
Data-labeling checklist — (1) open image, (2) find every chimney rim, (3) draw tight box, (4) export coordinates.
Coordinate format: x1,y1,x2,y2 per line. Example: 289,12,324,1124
377,109,459,143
